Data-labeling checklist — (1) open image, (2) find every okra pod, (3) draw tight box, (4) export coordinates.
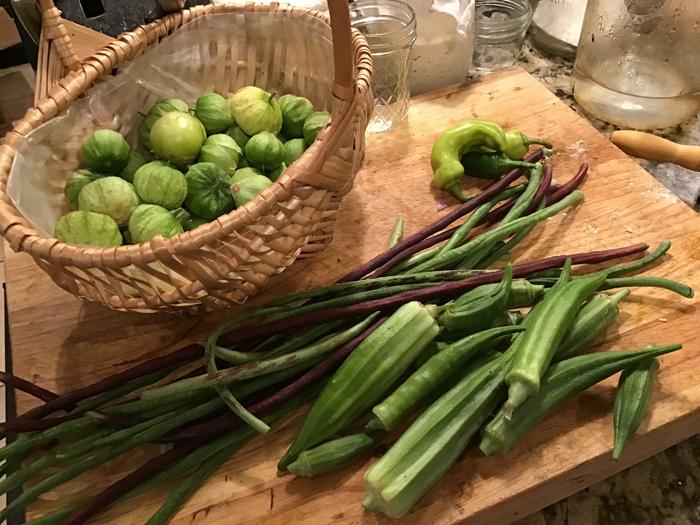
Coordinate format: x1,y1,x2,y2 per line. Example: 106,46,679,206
278,301,440,470
480,344,681,455
612,357,660,460
364,352,507,519
554,289,630,361
504,269,608,416
366,324,522,434
287,433,376,476
438,266,513,333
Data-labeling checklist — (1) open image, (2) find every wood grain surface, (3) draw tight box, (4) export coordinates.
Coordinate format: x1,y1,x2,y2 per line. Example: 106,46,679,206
6,67,700,524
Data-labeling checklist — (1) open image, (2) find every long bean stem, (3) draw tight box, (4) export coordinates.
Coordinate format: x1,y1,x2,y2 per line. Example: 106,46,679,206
63,386,324,525
548,163,588,203
144,439,248,525
410,191,584,273
0,399,223,520
371,184,528,277
0,372,59,403
600,276,694,298
219,243,648,345
606,240,671,278
3,345,202,427
267,271,480,307
169,318,385,443
148,316,379,401
500,163,543,223
338,149,544,282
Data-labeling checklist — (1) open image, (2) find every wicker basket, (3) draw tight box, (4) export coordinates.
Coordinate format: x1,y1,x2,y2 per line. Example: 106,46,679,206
0,1,373,314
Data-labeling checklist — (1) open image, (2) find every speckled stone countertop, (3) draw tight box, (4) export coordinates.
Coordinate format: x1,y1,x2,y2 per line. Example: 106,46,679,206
513,40,700,525
518,40,700,209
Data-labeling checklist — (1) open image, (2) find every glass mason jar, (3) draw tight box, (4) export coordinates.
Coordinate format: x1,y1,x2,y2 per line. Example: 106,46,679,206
472,0,532,73
573,0,700,129
350,0,417,133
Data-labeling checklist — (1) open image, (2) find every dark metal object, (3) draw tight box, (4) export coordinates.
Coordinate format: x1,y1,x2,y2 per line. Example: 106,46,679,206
54,0,210,38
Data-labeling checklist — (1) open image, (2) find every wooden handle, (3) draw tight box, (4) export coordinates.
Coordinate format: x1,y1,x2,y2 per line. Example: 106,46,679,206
327,0,355,92
611,130,700,172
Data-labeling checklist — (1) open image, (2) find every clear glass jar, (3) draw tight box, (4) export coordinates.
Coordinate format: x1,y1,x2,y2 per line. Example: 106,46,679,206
350,0,417,133
472,0,532,73
573,0,700,129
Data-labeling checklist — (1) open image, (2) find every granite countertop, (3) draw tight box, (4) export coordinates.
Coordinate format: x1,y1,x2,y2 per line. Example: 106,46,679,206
518,40,700,209
514,39,700,525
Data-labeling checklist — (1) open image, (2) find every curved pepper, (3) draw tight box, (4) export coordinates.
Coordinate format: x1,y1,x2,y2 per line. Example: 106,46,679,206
431,120,509,195
503,130,552,159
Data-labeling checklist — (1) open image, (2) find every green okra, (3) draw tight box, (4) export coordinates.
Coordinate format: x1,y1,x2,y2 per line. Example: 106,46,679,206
438,266,513,333
504,266,607,417
480,344,681,455
554,289,630,361
492,310,524,327
278,301,440,470
364,352,507,519
612,357,660,460
366,324,523,434
287,433,376,477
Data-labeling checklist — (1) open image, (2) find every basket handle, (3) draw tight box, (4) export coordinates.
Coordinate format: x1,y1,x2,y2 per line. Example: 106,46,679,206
37,0,82,71
327,0,355,97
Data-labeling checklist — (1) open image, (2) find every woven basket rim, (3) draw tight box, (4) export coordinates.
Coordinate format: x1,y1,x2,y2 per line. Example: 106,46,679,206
0,1,372,271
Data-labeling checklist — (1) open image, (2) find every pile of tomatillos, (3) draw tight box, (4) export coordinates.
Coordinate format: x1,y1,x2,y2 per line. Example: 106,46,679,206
55,87,330,247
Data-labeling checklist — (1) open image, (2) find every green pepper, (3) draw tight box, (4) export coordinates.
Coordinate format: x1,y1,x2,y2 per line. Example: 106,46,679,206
461,152,539,180
431,120,508,197
503,130,552,160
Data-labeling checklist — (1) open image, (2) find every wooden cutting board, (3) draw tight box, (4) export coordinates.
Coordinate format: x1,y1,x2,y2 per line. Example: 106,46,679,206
6,67,700,524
